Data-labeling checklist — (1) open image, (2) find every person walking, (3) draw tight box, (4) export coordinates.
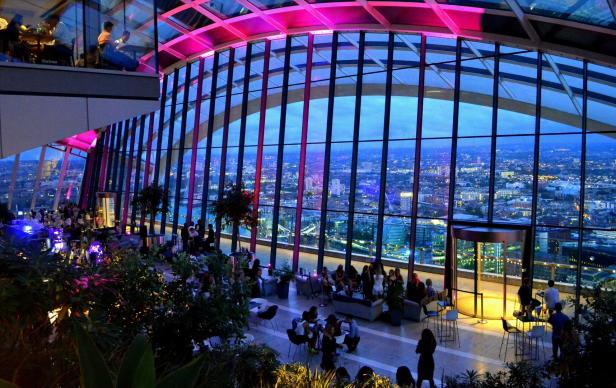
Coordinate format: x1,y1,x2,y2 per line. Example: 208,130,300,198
416,328,437,388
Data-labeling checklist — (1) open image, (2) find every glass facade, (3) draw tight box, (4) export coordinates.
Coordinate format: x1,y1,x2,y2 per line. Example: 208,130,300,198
93,32,616,297
0,144,87,213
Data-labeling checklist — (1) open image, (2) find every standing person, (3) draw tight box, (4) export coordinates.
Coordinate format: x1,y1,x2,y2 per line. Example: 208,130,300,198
395,268,405,286
548,302,570,360
320,324,337,371
416,328,437,388
361,265,374,300
544,279,560,315
373,264,385,298
197,218,205,239
180,222,189,252
206,224,215,251
342,314,360,353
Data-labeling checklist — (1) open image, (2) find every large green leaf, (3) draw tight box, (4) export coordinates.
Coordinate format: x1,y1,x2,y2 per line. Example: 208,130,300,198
155,355,204,388
73,322,114,388
117,334,155,388
0,378,19,388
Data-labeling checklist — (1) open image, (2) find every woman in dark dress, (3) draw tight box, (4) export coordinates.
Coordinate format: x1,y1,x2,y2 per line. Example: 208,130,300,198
416,328,437,388
320,324,337,372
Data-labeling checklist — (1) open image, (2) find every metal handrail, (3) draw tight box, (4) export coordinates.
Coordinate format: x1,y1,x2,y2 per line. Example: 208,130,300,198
451,287,486,324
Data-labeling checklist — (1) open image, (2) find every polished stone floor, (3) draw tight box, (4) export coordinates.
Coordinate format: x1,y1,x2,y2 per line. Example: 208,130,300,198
247,282,553,386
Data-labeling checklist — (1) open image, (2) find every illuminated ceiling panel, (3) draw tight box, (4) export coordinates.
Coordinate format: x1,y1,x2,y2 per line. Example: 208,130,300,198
139,0,616,72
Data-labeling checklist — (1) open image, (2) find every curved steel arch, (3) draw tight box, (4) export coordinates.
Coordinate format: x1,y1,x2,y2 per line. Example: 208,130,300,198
143,1,616,71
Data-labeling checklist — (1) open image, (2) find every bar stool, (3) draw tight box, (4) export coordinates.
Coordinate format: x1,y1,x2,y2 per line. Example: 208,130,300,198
423,309,440,334
442,309,460,347
500,317,521,361
527,325,546,360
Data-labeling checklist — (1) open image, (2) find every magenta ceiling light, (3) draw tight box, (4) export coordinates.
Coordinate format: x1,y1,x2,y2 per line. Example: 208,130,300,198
140,0,616,71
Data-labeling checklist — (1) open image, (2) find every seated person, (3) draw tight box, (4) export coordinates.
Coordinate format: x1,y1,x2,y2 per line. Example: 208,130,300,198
425,278,437,301
251,267,263,298
306,306,319,323
347,265,359,292
97,21,138,71
334,265,345,291
47,14,73,65
409,272,420,288
518,278,541,317
406,279,418,301
295,311,318,353
326,314,342,337
2,14,26,60
342,314,360,353
321,267,334,298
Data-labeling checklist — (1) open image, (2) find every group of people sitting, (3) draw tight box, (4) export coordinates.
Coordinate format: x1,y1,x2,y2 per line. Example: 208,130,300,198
29,203,100,241
517,277,578,365
291,305,437,387
320,263,406,300
0,13,138,71
180,220,215,255
292,306,361,365
320,263,442,313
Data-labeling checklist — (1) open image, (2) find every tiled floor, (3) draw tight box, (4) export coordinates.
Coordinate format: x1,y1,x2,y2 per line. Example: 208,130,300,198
247,282,553,385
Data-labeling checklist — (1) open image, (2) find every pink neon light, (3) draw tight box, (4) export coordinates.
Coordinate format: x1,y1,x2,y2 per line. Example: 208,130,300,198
310,29,333,35
267,33,287,40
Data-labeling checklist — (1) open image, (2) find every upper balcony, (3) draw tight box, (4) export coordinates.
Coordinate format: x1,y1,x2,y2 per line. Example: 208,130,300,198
0,0,158,73
0,0,161,157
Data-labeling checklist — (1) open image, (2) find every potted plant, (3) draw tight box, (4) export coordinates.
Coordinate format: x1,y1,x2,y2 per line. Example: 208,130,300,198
0,202,15,225
212,183,257,250
386,282,404,326
274,261,294,299
131,185,168,235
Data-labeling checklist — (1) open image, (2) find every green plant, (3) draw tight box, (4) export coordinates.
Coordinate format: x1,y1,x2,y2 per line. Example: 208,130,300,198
197,344,279,388
131,185,169,231
212,183,257,231
443,361,545,388
0,202,14,224
553,286,616,388
274,261,294,283
386,282,404,312
73,322,205,388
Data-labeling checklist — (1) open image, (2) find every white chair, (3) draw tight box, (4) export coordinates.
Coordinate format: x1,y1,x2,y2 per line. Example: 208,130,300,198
527,325,546,360
442,309,460,348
